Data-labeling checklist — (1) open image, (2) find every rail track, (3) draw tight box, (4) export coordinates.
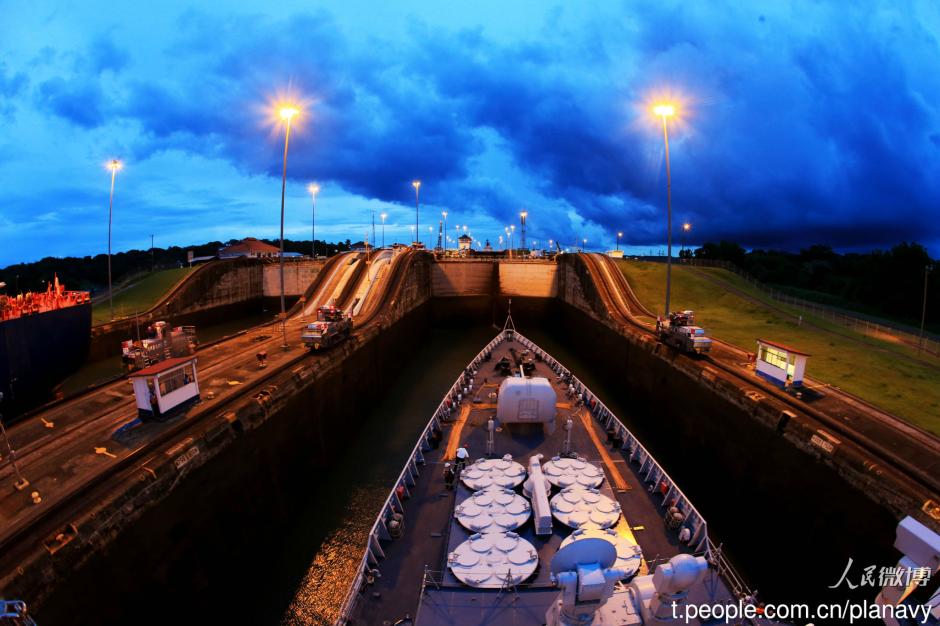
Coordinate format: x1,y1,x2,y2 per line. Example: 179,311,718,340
0,249,418,560
580,252,940,500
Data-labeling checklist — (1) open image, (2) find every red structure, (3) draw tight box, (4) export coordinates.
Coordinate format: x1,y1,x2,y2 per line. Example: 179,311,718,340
0,275,90,322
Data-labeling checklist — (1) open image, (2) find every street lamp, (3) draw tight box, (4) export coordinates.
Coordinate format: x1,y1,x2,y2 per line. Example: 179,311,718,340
617,231,623,251
654,102,676,316
411,180,421,246
520,210,528,250
681,222,691,259
442,211,448,252
428,225,433,248
380,212,387,248
582,237,587,252
307,183,320,259
277,104,299,349
105,159,123,321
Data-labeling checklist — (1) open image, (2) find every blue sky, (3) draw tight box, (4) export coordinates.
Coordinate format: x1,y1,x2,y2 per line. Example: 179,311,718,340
1,1,939,266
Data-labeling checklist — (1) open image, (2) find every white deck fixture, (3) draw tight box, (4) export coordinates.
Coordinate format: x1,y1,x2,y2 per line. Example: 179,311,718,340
561,527,643,579
629,554,709,623
460,456,526,491
496,376,557,424
524,455,553,536
454,488,531,533
755,338,810,388
128,356,199,420
448,531,538,588
550,487,621,530
545,538,627,626
543,456,605,489
876,516,940,625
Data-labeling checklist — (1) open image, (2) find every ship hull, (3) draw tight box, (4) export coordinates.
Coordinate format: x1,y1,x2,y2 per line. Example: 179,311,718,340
0,302,92,416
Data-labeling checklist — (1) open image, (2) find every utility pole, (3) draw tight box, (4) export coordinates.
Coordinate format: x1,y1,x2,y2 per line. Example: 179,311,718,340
920,264,933,354
150,234,154,272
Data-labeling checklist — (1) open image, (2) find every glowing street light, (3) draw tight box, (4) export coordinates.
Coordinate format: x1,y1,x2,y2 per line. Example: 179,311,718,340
380,212,387,248
105,159,123,321
681,222,691,258
617,231,623,251
277,103,299,348
582,237,587,252
412,180,421,246
654,101,676,316
307,183,320,259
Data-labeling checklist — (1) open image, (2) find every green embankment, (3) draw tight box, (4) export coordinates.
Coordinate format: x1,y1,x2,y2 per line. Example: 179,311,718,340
616,260,940,435
92,267,196,325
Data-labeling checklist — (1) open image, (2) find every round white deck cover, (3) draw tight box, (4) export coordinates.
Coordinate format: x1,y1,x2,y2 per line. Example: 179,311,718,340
542,456,605,489
448,531,538,588
455,488,531,532
550,487,621,529
460,456,526,491
560,527,643,579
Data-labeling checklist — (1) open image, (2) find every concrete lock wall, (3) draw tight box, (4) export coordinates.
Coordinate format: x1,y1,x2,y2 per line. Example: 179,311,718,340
498,262,558,297
262,261,323,297
89,259,323,361
431,261,495,296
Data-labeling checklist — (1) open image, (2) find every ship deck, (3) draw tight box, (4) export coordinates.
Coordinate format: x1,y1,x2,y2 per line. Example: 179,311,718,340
348,335,740,626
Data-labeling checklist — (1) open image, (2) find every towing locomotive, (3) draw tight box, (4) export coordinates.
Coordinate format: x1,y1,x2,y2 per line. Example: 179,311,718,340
302,305,352,350
656,310,712,354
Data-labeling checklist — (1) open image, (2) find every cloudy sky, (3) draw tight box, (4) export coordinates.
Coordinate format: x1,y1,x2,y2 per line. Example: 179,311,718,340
1,0,939,266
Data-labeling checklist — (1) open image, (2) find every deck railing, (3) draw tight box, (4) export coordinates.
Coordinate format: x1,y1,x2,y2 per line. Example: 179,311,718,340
334,329,752,624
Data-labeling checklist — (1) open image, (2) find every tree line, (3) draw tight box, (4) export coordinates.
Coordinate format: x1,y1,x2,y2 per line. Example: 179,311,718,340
692,241,938,330
0,238,353,296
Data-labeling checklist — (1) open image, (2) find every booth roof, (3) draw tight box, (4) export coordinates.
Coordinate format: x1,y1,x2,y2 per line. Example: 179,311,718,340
757,338,811,357
128,356,196,377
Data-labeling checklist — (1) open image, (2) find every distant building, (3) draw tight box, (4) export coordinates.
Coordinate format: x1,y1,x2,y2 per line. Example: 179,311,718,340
458,234,472,251
483,239,493,252
218,237,280,259
607,249,624,258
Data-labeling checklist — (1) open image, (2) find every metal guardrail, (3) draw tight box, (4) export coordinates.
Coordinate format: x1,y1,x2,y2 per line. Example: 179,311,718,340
334,329,752,624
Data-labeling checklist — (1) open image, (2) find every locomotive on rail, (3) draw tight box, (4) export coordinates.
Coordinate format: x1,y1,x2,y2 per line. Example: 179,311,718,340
656,310,712,354
302,305,352,350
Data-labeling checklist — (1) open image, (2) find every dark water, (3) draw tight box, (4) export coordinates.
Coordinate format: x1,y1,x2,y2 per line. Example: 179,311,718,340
37,303,898,625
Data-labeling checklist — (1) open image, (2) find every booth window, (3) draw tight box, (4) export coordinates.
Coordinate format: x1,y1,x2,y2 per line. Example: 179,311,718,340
759,346,789,370
158,363,195,396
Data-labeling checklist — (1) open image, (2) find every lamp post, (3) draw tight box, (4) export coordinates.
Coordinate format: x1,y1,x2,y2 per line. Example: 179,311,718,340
307,183,320,259
654,103,676,316
411,180,421,246
617,231,622,251
104,159,123,320
681,222,691,259
920,264,934,354
520,211,528,250
442,211,448,252
510,224,515,258
277,105,299,349
380,212,387,248
582,237,587,252
428,226,433,249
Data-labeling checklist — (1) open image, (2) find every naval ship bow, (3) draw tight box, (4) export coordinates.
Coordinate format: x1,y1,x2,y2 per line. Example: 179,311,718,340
336,318,761,626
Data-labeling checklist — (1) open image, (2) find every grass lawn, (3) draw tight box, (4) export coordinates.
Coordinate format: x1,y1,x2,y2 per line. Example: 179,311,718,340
92,267,196,325
616,260,940,435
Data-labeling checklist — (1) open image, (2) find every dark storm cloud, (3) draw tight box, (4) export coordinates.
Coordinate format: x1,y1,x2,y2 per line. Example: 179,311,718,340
17,3,940,255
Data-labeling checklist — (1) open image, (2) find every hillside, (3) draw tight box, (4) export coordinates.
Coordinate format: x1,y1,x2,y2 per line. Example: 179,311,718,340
616,260,940,435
